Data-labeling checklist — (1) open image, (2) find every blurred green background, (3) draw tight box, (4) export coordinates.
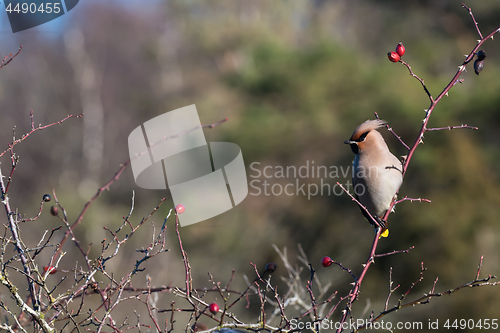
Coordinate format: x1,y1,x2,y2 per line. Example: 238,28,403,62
1,0,500,331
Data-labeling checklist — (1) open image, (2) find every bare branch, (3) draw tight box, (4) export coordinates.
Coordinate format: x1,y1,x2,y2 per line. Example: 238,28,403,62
426,124,478,131
375,246,415,258
374,112,410,150
0,45,23,69
394,196,431,205
462,3,483,39
336,182,385,229
400,59,434,102
0,112,83,158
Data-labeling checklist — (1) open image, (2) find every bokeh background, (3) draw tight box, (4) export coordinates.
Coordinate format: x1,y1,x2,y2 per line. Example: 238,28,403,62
1,0,500,332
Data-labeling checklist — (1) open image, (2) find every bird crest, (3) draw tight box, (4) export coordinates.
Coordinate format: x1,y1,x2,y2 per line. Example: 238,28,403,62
350,119,385,141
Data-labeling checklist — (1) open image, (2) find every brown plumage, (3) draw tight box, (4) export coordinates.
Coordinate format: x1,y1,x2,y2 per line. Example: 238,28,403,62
345,120,403,230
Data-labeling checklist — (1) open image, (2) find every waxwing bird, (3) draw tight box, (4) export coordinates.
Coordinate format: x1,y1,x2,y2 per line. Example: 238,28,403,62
344,119,403,235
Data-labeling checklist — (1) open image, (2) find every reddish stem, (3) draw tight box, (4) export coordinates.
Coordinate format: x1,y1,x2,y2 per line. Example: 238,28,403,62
335,228,382,332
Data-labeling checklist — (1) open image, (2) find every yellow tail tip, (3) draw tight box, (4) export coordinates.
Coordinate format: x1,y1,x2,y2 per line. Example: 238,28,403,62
379,228,389,238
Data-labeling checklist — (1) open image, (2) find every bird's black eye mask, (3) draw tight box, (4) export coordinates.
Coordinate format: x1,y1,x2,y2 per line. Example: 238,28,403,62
348,131,369,154
356,131,369,142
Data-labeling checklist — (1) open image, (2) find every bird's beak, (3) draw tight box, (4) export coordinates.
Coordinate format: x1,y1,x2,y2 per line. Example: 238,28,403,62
344,140,354,144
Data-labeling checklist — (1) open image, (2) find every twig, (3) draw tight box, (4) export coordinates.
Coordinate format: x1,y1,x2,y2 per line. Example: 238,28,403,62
400,262,426,301
146,277,162,333
228,274,258,309
50,117,228,270
20,200,45,222
380,22,500,225
0,46,23,69
306,265,319,328
0,112,83,158
334,228,382,332
324,259,358,281
0,166,39,313
340,22,500,333
336,182,385,229
399,60,434,103
394,196,431,205
175,213,195,307
426,124,478,131
374,112,410,150
3,147,19,195
384,268,400,311
400,25,500,178
358,266,498,331
462,3,483,39
374,246,414,258
476,255,483,280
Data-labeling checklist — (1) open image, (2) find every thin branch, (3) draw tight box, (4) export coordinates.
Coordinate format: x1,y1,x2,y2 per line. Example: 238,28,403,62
334,228,382,332
1,112,83,158
374,246,414,258
394,196,431,205
462,3,483,39
379,23,500,226
426,124,478,131
374,112,410,150
175,212,195,307
306,265,318,327
400,25,500,179
146,277,162,333
476,255,484,280
0,46,23,69
358,271,498,331
50,117,228,268
19,200,45,222
323,259,358,281
384,267,399,311
336,182,385,229
0,166,39,314
399,60,434,103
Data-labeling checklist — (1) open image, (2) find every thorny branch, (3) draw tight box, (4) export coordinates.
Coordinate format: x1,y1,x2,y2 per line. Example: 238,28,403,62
0,111,83,159
50,117,228,268
336,5,500,332
1,5,500,333
0,110,229,332
357,259,498,331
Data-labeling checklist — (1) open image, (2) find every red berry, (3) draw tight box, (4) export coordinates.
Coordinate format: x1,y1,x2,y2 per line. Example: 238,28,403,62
50,206,59,216
208,302,219,314
175,204,185,214
396,42,405,57
321,256,333,267
388,51,400,63
43,266,57,274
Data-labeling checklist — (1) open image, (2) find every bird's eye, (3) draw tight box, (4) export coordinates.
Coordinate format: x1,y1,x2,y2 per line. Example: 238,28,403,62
357,131,369,142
